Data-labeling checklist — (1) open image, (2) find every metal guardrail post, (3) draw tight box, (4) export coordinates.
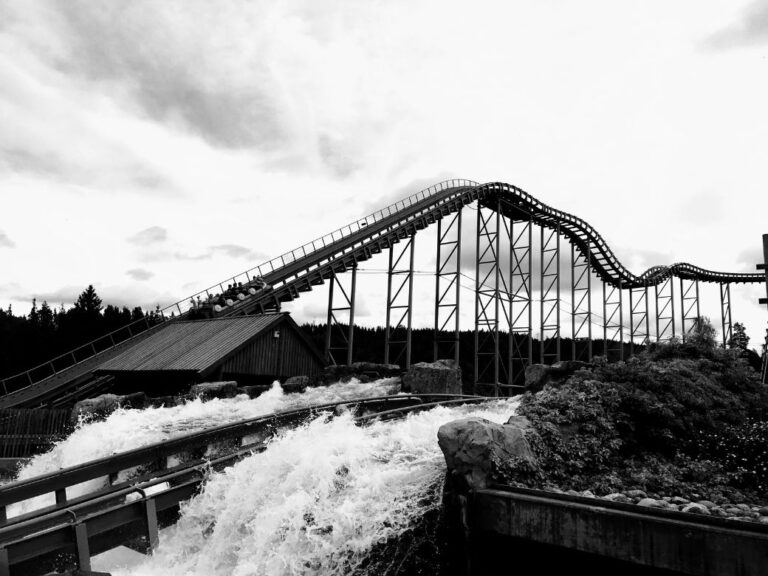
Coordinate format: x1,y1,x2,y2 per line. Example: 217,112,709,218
0,548,9,576
74,522,91,571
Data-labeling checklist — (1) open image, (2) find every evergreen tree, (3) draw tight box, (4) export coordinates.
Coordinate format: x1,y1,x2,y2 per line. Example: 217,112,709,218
131,306,145,321
39,301,55,332
28,298,40,326
74,285,103,314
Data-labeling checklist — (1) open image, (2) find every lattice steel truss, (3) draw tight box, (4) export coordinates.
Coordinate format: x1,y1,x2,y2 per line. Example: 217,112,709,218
385,234,415,368
474,202,511,395
434,210,462,363
655,275,675,342
540,224,561,364
761,328,768,385
629,284,650,355
571,241,592,361
679,277,700,339
509,216,533,387
602,282,624,361
720,282,732,348
324,263,357,365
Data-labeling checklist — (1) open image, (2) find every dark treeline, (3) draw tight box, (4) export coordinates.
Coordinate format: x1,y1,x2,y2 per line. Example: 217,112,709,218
2,285,762,384
0,285,163,381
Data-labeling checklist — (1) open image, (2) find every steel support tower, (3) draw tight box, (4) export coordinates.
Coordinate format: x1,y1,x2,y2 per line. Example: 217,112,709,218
474,201,510,395
679,277,701,339
571,241,592,361
655,275,675,342
385,234,415,368
509,215,533,387
629,284,650,355
540,224,561,364
719,282,732,348
434,210,462,364
603,282,624,361
324,263,357,365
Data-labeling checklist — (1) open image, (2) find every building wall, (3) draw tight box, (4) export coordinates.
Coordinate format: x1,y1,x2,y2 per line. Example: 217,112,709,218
220,323,323,379
278,325,324,377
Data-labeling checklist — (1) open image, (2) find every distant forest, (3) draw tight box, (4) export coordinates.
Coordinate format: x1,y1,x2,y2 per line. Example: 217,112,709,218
1,285,763,381
0,286,164,381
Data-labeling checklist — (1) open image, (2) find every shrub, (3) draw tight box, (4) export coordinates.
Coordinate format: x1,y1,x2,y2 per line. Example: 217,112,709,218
514,324,768,496
693,419,768,493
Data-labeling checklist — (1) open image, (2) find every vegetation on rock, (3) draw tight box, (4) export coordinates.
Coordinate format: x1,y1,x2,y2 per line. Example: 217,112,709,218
502,319,768,504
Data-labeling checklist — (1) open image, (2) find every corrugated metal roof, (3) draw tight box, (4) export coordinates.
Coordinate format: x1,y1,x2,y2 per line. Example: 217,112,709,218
97,314,284,374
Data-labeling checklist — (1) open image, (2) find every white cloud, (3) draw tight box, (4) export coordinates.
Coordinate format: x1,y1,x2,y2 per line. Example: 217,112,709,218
126,268,154,281
0,230,14,248
1,0,766,344
127,226,168,246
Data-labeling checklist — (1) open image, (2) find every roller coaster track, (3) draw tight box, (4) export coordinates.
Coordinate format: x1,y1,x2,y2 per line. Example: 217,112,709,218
1,180,763,407
0,393,491,575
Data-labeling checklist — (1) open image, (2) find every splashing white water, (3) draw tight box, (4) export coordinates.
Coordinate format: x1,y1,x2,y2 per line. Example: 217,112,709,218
9,378,400,516
109,399,519,576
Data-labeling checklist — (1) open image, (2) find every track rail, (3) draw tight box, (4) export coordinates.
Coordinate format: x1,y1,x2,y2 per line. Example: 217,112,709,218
0,394,494,575
2,179,762,408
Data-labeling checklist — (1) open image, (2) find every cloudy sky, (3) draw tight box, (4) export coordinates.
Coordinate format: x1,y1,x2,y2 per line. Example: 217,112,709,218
1,1,766,344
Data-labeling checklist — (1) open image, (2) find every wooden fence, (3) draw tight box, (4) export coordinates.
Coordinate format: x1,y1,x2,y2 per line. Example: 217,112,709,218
0,409,73,458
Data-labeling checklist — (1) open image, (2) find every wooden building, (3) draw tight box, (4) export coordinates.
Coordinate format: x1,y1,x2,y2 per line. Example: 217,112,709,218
96,313,325,395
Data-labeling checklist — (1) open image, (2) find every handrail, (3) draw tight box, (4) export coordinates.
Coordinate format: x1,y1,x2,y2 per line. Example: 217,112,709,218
0,394,493,576
0,393,477,512
0,179,478,395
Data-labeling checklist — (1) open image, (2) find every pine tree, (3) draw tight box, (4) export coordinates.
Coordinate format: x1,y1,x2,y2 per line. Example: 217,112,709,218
74,285,103,314
28,298,40,326
39,301,55,332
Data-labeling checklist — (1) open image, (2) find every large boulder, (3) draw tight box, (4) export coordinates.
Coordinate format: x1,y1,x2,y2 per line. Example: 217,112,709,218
437,416,536,491
238,384,272,398
524,360,590,393
71,392,149,423
189,381,238,400
402,359,462,394
282,375,310,394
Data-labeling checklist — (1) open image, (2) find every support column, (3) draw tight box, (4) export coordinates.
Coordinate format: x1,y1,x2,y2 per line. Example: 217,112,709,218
655,275,675,342
434,209,462,364
474,203,505,395
509,216,533,387
385,234,415,369
720,282,732,348
540,224,561,364
324,262,357,365
571,241,592,361
603,282,623,361
629,284,649,356
679,277,700,339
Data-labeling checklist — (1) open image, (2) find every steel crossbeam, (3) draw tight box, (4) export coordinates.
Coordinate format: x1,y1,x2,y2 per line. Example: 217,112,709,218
602,282,624,361
324,264,357,365
509,217,533,387
629,284,650,355
434,210,462,364
679,277,700,339
540,224,561,364
720,282,732,347
385,235,415,369
571,241,592,361
654,275,675,342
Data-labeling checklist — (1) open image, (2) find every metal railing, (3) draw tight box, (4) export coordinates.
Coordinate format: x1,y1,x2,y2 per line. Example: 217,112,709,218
0,179,478,396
